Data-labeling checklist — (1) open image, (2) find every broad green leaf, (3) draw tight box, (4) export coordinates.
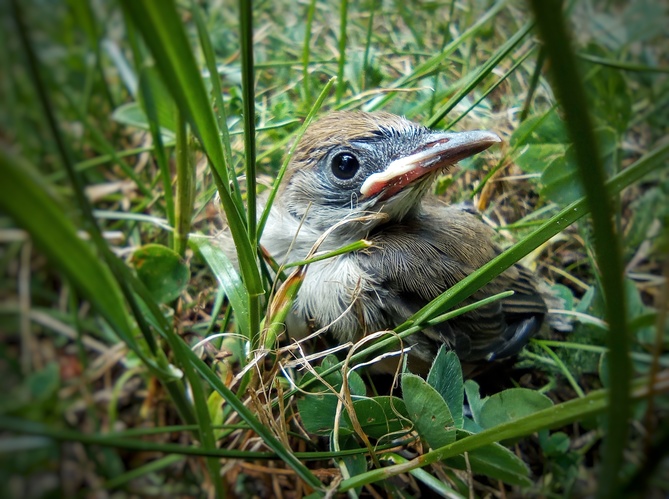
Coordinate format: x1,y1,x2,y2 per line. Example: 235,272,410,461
1,363,61,416
624,187,667,261
299,355,366,397
296,355,367,436
137,65,178,134
402,373,456,449
510,109,569,174
346,397,410,440
541,126,617,205
443,429,531,487
296,393,347,436
539,430,571,456
426,347,464,429
191,235,250,340
334,435,368,490
130,244,189,304
464,379,485,426
111,102,176,140
479,388,553,429
584,48,632,133
298,394,410,438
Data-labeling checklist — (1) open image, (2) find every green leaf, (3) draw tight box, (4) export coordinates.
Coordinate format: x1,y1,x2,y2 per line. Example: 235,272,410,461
297,392,346,436
296,356,367,436
130,244,189,304
464,379,485,426
347,397,410,440
479,388,554,429
190,235,250,341
299,355,366,397
540,127,617,205
584,49,632,133
624,187,667,261
402,373,456,449
111,103,176,140
426,347,464,429
539,430,571,456
335,435,368,489
510,109,569,174
443,430,531,487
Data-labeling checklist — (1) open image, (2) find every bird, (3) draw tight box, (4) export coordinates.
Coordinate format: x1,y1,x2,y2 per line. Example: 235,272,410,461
256,111,561,375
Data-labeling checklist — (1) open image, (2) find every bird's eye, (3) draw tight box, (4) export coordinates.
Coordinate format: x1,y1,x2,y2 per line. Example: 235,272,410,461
330,152,360,180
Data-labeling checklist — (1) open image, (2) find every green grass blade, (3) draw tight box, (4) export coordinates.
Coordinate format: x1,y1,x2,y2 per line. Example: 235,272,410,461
336,0,349,102
364,0,507,112
427,21,534,128
0,151,139,359
445,47,536,130
530,3,631,496
119,1,263,308
191,236,250,342
136,64,176,228
174,111,195,257
238,0,257,246
176,340,324,490
301,0,318,100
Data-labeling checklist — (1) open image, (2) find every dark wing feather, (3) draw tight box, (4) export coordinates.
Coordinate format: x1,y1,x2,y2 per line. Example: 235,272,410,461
361,205,546,363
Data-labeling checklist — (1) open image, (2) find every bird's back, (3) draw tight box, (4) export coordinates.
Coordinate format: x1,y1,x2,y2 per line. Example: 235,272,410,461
357,203,548,365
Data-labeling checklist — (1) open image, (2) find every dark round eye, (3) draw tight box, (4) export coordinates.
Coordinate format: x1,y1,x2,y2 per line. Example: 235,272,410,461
331,152,360,180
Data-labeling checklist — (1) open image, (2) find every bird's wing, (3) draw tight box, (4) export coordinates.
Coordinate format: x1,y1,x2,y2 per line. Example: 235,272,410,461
360,208,547,362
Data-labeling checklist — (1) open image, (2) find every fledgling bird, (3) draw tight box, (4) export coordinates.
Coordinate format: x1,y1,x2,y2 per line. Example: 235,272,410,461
259,111,559,374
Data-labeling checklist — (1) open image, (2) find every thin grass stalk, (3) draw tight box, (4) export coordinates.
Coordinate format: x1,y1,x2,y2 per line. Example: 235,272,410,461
361,0,376,91
170,338,225,498
445,47,536,130
137,67,176,230
520,47,547,122
71,0,115,110
429,27,450,119
0,415,400,460
61,88,157,201
471,103,558,197
426,20,534,128
237,0,262,352
8,0,143,352
174,111,195,257
0,150,200,426
105,455,186,490
190,1,242,208
175,341,324,490
365,0,507,112
530,3,631,497
302,0,317,101
119,1,263,307
191,0,236,184
238,0,257,246
577,53,669,74
336,0,349,103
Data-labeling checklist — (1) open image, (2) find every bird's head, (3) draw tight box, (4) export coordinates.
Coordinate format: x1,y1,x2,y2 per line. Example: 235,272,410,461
278,111,500,238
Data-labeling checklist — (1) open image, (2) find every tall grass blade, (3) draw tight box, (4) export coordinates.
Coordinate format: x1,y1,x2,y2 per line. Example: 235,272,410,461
530,3,631,496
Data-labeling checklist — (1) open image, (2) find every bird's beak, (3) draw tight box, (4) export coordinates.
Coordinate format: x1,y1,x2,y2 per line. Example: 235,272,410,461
360,130,501,200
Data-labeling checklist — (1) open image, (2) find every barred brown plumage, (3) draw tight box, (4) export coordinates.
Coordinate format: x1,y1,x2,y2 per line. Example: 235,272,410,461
250,111,567,374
